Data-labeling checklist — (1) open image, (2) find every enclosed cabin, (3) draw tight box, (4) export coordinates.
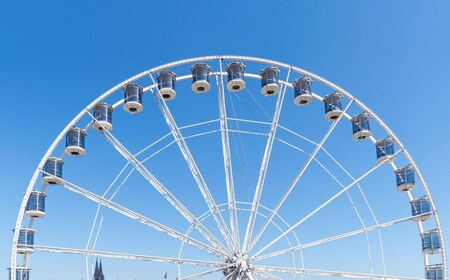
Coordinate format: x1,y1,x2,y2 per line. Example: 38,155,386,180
226,62,246,92
65,127,86,156
16,228,35,254
191,63,211,93
375,137,395,163
323,92,343,121
8,267,30,280
421,229,442,254
260,66,280,96
426,264,443,280
42,157,63,185
25,191,46,218
351,112,372,140
157,70,176,100
395,165,415,192
123,84,143,114
293,77,313,106
93,103,113,132
411,196,432,222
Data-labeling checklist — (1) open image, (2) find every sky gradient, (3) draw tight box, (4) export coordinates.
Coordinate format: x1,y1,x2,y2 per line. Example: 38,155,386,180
1,1,449,279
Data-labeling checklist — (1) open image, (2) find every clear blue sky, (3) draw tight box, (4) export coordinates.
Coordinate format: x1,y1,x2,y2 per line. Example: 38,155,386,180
1,1,449,279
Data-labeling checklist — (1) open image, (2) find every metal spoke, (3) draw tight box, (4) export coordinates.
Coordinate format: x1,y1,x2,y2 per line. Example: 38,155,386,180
251,149,402,259
12,56,447,280
221,270,238,280
30,244,224,267
278,122,387,274
86,129,221,277
242,68,291,254
87,112,230,256
318,145,389,273
148,73,238,253
246,272,258,280
49,174,228,259
271,121,376,273
253,265,426,280
253,268,282,280
250,100,353,250
252,212,431,262
178,265,232,280
217,59,240,252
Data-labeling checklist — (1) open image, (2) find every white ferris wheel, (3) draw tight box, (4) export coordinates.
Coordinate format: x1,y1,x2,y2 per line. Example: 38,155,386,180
10,55,447,280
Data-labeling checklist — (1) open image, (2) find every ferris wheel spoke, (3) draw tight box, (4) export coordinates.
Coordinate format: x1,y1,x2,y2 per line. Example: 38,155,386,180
252,268,282,280
274,134,376,273
220,269,239,280
30,244,223,267
252,265,426,280
243,68,291,254
148,73,237,253
252,212,430,262
249,100,353,251
277,123,386,274
217,59,240,252
178,265,232,280
87,115,231,256
326,150,389,274
53,175,228,259
251,149,402,259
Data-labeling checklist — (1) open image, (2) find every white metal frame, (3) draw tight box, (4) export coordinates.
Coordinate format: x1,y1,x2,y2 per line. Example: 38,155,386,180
10,55,446,280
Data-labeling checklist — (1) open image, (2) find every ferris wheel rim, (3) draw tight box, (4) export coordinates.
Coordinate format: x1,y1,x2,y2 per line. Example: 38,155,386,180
10,55,447,280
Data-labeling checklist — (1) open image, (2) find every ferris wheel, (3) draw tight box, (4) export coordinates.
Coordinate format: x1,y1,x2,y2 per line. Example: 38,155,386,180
10,55,447,280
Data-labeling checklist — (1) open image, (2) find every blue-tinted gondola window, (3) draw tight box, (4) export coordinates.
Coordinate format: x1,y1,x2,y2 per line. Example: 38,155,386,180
192,65,209,83
124,85,142,103
413,199,431,215
66,129,85,149
15,269,30,280
405,170,415,184
44,160,62,178
325,95,342,112
411,199,430,216
385,142,394,155
395,172,404,185
227,63,244,80
18,231,33,246
432,234,441,249
158,72,176,90
94,105,112,123
423,235,431,249
300,78,311,94
422,200,431,213
26,194,45,212
261,68,278,86
427,270,437,280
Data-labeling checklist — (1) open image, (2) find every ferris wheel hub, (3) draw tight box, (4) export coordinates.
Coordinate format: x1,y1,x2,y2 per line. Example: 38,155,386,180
223,254,251,279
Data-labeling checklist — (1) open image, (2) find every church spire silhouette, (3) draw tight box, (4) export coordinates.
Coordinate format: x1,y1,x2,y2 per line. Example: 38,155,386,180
93,259,105,280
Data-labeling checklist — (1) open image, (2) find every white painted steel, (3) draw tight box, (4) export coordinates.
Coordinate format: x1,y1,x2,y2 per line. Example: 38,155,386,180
55,175,228,259
249,100,353,251
177,202,302,280
252,149,403,259
11,55,446,280
253,265,426,280
148,72,238,253
253,212,432,262
242,69,291,254
217,59,240,253
89,111,230,256
31,245,224,267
